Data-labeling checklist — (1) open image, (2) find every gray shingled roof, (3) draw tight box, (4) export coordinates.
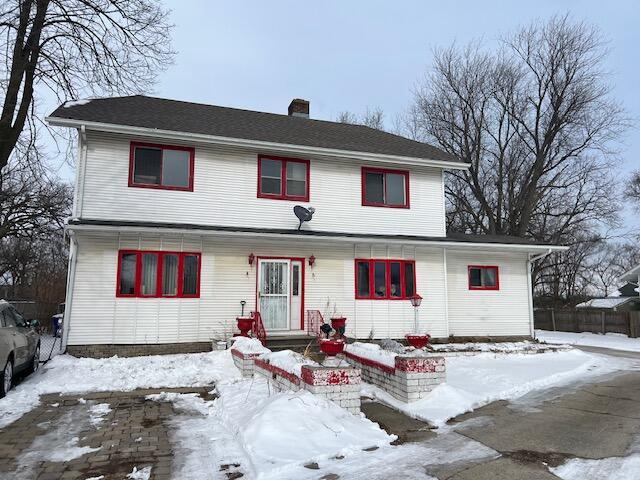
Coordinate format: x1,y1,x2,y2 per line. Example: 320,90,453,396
49,95,462,163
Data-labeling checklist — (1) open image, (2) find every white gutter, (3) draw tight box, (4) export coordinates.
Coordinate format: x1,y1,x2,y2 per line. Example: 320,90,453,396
45,117,470,171
66,222,569,253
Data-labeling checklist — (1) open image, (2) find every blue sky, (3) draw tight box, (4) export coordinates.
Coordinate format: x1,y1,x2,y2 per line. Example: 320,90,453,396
52,0,640,230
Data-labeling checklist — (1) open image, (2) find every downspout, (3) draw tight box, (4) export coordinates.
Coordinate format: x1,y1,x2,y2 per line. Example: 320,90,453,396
61,231,78,352
527,249,553,340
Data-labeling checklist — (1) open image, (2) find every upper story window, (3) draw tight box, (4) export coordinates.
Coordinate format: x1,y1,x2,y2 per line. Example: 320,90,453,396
362,167,410,208
117,250,201,298
129,142,195,191
468,265,499,291
355,259,416,300
257,155,309,201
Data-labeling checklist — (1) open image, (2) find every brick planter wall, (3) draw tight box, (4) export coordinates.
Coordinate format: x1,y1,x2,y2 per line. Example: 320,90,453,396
254,357,362,414
231,349,263,377
344,351,446,403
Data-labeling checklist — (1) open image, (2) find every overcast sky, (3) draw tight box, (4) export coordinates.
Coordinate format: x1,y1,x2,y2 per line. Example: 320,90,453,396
52,0,640,230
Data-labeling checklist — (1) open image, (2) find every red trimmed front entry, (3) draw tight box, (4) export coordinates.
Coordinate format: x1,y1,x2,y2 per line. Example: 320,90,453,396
255,256,305,332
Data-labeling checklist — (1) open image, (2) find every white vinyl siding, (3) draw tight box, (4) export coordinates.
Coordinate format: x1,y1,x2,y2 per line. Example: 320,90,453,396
78,131,446,237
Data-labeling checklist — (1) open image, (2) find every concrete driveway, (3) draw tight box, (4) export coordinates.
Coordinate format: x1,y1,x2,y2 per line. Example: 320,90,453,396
364,347,640,480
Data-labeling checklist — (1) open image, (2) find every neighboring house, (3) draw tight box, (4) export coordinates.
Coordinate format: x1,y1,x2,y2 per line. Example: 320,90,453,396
576,297,640,311
47,96,567,357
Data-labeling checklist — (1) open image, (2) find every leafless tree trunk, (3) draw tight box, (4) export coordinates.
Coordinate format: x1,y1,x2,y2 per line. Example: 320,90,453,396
0,0,174,171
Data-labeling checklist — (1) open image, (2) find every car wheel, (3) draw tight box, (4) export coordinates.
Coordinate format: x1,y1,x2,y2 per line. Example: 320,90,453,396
28,344,40,374
0,359,13,398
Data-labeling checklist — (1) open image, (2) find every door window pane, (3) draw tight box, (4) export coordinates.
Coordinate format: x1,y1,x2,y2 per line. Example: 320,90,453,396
390,262,401,298
357,262,370,297
119,253,137,295
133,147,162,185
292,264,300,296
404,263,415,297
162,254,179,296
365,172,384,203
182,254,199,295
286,162,307,197
162,149,190,187
386,173,406,205
141,253,158,296
374,261,386,298
260,158,282,194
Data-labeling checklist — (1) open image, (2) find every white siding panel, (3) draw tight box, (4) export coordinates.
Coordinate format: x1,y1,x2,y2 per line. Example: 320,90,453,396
80,132,446,237
446,251,530,336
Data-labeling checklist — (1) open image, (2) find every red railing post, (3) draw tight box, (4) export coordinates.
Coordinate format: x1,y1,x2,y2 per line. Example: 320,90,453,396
251,311,267,346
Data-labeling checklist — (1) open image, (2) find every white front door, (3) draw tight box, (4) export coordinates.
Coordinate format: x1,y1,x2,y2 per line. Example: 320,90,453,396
290,260,302,329
258,259,290,331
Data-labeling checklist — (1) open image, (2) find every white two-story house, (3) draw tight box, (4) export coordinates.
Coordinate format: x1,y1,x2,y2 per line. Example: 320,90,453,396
47,96,566,357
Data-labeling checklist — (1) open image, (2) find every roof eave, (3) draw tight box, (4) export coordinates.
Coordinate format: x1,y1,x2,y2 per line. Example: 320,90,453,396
45,116,470,170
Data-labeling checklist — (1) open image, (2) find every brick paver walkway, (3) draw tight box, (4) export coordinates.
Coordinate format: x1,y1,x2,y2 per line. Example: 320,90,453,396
0,387,228,480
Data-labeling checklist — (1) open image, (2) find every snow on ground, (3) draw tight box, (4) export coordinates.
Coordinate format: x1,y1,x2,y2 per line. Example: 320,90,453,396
0,350,240,429
88,403,111,428
126,466,152,480
536,329,640,353
258,350,317,376
216,378,394,478
231,336,270,354
362,349,633,427
345,342,397,367
551,454,640,479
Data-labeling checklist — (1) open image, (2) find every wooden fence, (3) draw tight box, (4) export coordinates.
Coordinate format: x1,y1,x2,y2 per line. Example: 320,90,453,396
534,309,640,338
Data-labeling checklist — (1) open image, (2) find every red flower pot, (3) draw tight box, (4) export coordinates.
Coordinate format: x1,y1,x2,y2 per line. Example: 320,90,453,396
236,317,253,337
319,339,345,356
405,334,431,349
330,317,346,330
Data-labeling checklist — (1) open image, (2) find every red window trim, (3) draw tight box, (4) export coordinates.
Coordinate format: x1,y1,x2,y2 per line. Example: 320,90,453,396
116,250,201,298
354,259,417,300
257,154,310,201
361,166,410,209
468,265,500,291
129,141,195,192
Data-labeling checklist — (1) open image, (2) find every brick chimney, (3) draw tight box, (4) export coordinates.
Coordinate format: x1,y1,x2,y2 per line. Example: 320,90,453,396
288,99,309,118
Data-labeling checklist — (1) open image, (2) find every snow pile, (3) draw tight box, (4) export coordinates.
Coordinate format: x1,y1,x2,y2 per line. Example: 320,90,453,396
0,350,240,429
259,350,317,377
231,336,270,354
126,466,152,480
537,329,640,353
216,378,395,478
429,341,563,353
345,342,397,368
363,349,630,427
551,454,640,479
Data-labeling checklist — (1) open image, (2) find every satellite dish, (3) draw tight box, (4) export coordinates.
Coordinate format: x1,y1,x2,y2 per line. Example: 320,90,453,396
294,205,315,230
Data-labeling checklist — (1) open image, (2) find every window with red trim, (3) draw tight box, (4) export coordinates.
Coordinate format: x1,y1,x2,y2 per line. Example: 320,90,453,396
257,155,309,201
129,142,195,191
355,259,416,300
468,265,499,290
116,250,201,298
362,167,409,208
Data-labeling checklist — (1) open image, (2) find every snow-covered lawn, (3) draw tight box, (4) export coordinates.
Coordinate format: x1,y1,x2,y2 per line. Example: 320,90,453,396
536,329,640,353
551,454,640,480
362,349,632,427
0,350,240,429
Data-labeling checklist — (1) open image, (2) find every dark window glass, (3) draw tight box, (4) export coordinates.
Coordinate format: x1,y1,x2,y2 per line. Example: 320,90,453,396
141,253,158,296
260,158,282,194
386,173,406,205
482,268,497,287
469,267,482,287
133,147,162,185
119,253,137,295
163,254,179,296
374,261,387,298
404,263,415,297
286,162,307,197
357,262,370,297
390,262,401,297
162,150,190,187
365,172,384,204
292,264,300,296
182,255,199,295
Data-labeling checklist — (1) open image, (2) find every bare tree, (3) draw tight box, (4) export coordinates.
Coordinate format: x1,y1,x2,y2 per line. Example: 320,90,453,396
0,0,174,171
411,16,626,242
628,170,640,206
337,107,386,130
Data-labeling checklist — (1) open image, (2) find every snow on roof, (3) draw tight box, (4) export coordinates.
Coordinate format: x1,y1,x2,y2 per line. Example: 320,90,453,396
575,297,639,309
62,98,92,108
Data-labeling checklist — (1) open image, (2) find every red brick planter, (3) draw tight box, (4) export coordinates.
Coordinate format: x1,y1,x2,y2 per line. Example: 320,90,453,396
405,334,431,349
